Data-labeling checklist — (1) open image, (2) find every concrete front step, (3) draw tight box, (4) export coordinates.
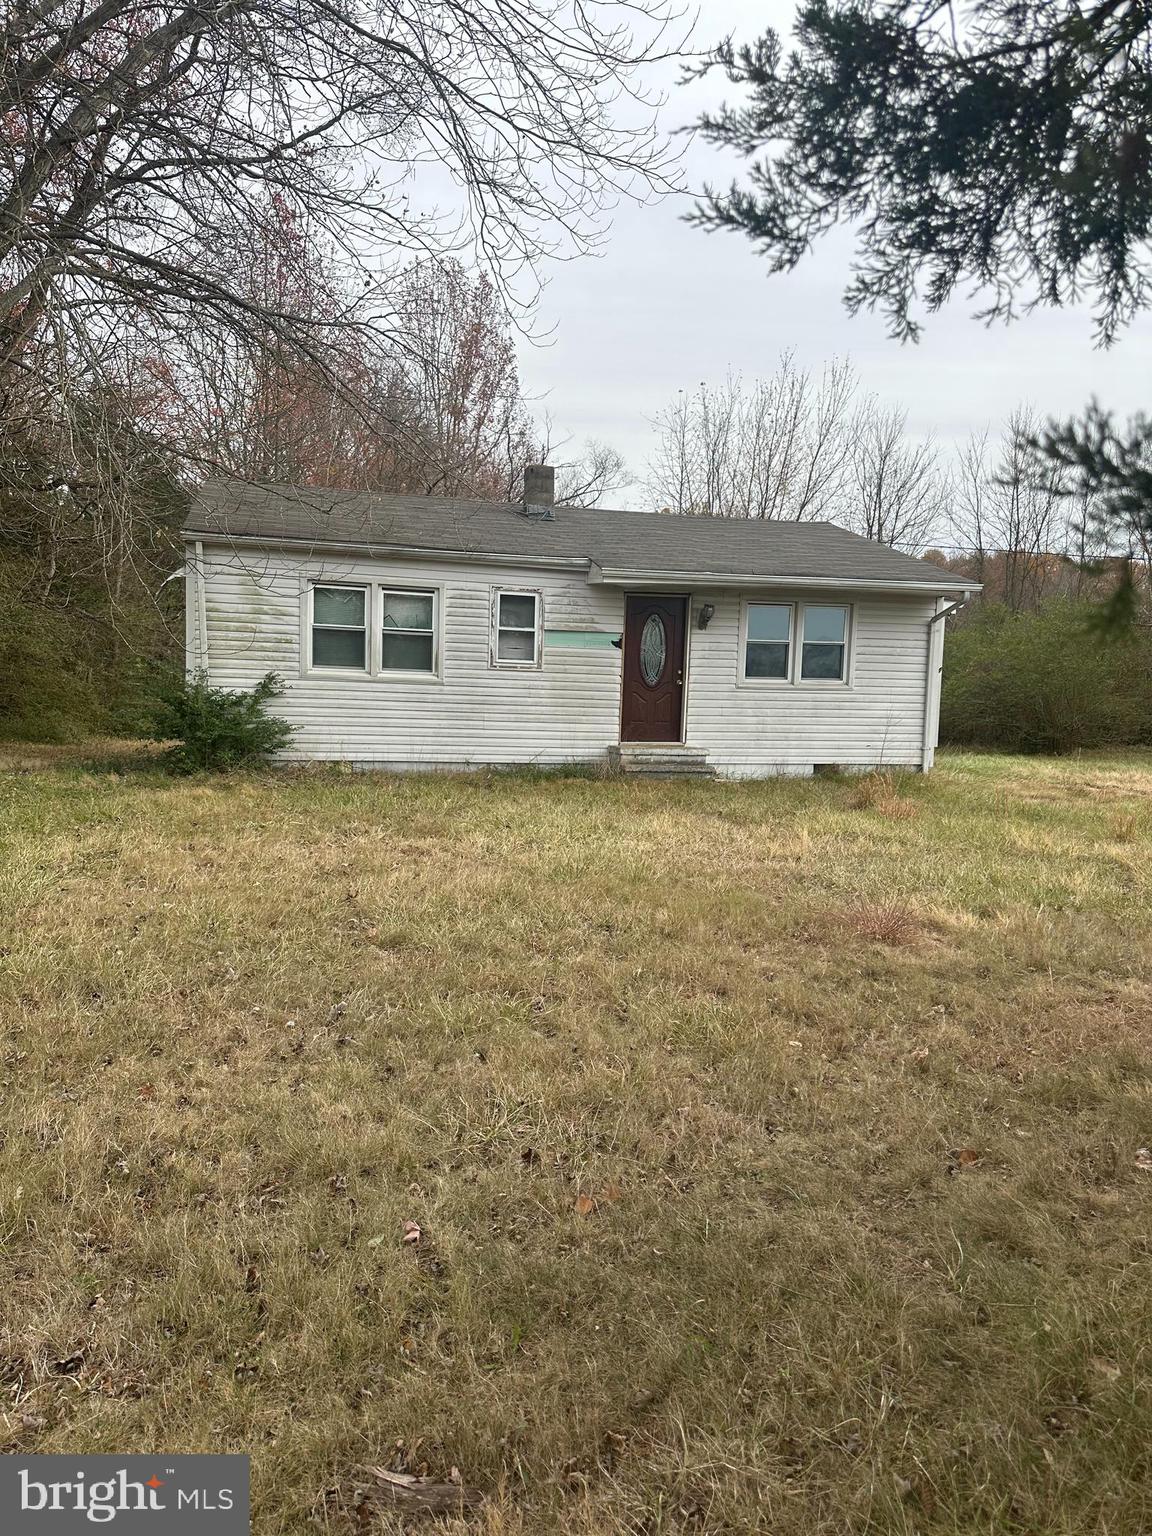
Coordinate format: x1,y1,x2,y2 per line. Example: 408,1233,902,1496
622,770,715,779
610,745,715,779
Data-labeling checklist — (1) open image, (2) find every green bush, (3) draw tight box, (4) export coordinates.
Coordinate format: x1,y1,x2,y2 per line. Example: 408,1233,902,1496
152,671,295,772
940,600,1152,753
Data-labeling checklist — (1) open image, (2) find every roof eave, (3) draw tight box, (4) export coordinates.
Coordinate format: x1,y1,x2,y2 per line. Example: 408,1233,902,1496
182,530,981,595
181,528,591,573
588,564,980,595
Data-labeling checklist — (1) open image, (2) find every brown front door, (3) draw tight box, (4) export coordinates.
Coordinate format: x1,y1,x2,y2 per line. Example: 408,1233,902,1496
621,593,687,742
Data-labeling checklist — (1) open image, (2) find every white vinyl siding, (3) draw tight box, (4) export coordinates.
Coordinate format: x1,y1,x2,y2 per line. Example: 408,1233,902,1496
191,546,938,775
194,549,621,768
690,590,935,774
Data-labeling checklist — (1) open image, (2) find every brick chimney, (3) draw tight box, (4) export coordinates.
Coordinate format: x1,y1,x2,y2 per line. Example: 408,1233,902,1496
523,464,555,513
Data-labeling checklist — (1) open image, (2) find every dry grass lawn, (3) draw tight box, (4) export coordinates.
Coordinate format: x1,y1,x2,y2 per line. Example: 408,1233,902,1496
2,746,1152,1533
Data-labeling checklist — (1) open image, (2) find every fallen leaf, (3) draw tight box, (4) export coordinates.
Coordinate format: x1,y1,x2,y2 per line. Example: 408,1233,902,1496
402,1220,422,1246
575,1193,597,1216
1135,1147,1152,1170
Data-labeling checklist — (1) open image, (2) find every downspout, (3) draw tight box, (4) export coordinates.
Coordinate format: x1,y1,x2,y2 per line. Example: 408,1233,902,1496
922,594,970,770
191,539,208,673
928,597,969,627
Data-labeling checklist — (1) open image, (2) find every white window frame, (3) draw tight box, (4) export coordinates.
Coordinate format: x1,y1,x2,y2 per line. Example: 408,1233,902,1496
379,584,441,680
738,599,855,687
739,601,796,686
798,602,853,686
304,581,443,680
490,587,543,669
309,582,369,674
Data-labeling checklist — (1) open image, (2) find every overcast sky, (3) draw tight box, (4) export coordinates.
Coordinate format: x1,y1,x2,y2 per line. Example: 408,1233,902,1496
515,0,1152,509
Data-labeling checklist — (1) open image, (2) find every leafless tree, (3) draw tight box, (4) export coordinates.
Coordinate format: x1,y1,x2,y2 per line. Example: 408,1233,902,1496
0,0,682,434
948,410,1083,609
0,371,183,677
646,354,857,519
646,356,947,546
850,405,947,551
0,0,676,726
554,440,629,507
951,430,992,587
394,260,536,497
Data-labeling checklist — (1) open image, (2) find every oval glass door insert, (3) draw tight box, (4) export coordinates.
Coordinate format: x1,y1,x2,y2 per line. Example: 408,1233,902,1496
639,613,666,686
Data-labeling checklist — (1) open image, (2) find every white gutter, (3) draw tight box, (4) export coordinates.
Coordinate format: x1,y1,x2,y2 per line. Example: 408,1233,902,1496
590,563,979,597
181,529,590,574
181,530,981,598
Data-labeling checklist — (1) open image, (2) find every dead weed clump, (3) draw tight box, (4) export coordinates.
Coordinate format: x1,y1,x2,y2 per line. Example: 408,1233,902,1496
1109,809,1141,842
839,897,924,946
846,769,920,819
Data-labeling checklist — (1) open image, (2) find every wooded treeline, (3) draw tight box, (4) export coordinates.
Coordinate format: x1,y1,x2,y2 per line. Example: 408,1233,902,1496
7,299,1151,747
645,362,1152,601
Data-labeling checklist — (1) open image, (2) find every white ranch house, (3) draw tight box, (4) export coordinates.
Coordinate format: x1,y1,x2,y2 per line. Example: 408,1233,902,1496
183,468,976,777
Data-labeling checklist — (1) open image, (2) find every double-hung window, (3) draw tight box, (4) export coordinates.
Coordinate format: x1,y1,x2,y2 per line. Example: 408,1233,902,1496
492,589,541,666
381,589,436,672
743,601,851,682
310,584,438,674
312,586,367,669
744,603,792,679
800,605,849,680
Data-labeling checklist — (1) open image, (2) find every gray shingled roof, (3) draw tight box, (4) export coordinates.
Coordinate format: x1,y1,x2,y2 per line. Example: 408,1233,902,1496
184,480,971,590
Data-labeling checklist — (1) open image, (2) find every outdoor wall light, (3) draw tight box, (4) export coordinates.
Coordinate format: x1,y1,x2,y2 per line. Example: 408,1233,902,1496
697,603,715,630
